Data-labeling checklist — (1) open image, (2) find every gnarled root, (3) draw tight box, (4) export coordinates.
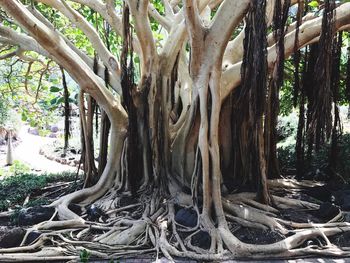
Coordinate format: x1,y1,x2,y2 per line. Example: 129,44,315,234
1,187,350,261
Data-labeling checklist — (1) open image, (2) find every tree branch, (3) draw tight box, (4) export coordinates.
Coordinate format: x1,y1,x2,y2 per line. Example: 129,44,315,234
126,0,157,77
183,0,206,77
208,0,250,59
0,18,121,94
148,2,171,31
222,0,301,67
0,0,127,126
161,0,211,73
221,2,350,101
184,0,203,37
70,0,122,36
0,25,50,57
38,0,120,75
70,0,141,56
0,48,18,60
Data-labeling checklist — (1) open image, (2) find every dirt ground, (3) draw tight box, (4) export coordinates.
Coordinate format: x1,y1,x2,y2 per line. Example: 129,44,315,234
0,125,77,174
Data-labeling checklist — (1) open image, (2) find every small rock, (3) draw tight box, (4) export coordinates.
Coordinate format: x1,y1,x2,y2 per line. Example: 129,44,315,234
69,157,75,160
86,204,105,221
70,148,77,154
0,227,25,248
28,128,39,136
49,133,57,138
50,125,59,133
61,153,66,158
175,208,197,228
24,231,42,245
18,206,55,226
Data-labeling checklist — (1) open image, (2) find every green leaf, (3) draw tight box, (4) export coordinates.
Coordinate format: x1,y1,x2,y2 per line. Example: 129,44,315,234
50,98,58,105
29,120,36,127
50,78,60,85
57,97,64,104
308,1,319,7
50,86,60,92
21,112,27,121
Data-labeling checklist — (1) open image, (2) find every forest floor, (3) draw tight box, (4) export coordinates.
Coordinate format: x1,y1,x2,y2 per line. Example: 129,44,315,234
0,177,348,262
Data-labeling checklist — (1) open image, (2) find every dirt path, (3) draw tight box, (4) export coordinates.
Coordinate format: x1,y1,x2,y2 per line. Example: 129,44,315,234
10,125,77,174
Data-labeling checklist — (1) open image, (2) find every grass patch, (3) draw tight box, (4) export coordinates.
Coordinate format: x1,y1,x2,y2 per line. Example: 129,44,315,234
0,172,79,212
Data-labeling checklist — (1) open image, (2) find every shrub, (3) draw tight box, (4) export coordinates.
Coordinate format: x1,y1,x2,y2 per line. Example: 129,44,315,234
0,172,77,212
0,97,9,126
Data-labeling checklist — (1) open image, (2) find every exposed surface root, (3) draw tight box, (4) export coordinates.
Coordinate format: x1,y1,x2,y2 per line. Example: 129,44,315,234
268,178,325,189
1,187,350,261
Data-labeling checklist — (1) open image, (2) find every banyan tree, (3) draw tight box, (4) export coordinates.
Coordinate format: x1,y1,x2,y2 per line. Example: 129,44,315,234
0,0,350,261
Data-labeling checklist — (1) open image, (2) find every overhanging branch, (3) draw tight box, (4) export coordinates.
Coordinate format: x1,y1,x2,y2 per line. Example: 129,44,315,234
221,2,350,101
